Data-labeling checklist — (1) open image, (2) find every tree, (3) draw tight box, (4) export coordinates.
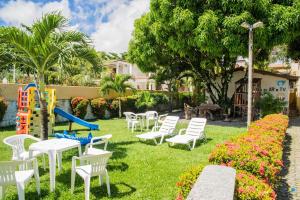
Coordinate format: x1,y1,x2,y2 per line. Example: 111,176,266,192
100,74,135,118
0,12,100,139
128,0,300,111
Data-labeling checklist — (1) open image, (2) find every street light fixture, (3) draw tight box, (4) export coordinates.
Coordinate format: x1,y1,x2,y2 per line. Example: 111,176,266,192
241,21,263,128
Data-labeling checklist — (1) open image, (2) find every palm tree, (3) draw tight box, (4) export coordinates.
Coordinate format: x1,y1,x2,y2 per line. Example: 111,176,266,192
100,74,135,118
0,12,100,140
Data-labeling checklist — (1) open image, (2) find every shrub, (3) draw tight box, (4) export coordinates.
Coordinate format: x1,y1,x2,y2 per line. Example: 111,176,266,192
176,165,204,199
209,114,288,186
176,114,287,199
121,95,138,112
91,98,108,119
255,92,287,117
108,98,120,117
71,97,89,119
0,97,7,121
152,92,169,104
236,170,276,200
135,91,156,111
176,166,276,200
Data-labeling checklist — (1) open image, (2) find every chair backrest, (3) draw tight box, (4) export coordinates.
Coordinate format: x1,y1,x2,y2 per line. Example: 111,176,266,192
84,152,112,177
0,159,36,186
146,111,158,120
0,160,22,186
159,116,179,134
186,118,207,137
3,135,29,160
123,112,136,121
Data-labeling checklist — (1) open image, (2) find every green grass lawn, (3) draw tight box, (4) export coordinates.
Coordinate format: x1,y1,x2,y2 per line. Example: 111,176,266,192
0,119,246,200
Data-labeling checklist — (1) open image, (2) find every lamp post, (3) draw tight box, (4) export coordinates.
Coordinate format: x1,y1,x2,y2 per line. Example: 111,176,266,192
241,21,263,128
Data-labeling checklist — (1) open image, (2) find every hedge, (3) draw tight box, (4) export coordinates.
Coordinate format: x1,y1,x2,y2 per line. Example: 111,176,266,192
0,97,7,121
70,97,89,119
91,98,108,119
177,114,288,200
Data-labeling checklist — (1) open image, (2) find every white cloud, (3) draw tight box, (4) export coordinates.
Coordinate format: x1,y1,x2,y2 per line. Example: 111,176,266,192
91,0,149,53
0,0,71,26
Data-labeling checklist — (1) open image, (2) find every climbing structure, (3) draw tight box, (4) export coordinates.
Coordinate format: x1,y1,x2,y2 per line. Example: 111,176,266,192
16,83,56,136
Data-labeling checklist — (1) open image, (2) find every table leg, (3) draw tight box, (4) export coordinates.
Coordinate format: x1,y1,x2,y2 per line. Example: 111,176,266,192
57,151,62,172
49,151,57,192
78,145,82,165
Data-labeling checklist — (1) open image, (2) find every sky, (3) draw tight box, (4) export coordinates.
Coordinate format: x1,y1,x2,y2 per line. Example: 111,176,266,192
0,0,150,53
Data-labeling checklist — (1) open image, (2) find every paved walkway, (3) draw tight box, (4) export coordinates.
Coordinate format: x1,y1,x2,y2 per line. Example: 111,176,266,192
277,118,300,199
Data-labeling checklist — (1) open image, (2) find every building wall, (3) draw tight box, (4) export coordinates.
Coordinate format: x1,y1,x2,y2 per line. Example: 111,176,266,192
226,71,290,102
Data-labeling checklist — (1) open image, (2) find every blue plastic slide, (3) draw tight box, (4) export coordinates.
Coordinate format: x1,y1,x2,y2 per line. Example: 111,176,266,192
54,107,99,130
55,131,101,145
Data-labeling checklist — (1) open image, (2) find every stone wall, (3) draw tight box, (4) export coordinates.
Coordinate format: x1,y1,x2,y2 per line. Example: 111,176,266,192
0,99,97,128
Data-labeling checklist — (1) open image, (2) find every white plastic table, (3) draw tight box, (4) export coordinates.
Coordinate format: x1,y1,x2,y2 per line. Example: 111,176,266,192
136,113,146,131
29,138,82,192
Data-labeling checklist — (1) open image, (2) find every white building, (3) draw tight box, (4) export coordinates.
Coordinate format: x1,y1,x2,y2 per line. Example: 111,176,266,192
104,60,156,90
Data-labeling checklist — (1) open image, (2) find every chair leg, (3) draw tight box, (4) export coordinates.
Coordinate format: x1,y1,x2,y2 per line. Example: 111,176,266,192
153,138,157,145
192,139,196,150
0,185,6,199
34,167,41,195
99,175,103,186
16,182,25,200
159,136,165,145
57,152,62,172
105,171,111,197
84,177,91,200
42,154,46,170
71,170,76,193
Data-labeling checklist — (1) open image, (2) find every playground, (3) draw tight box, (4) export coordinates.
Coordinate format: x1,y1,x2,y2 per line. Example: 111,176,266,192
16,83,100,143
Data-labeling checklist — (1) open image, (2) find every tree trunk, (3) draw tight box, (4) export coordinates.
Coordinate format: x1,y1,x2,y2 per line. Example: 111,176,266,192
39,98,48,140
118,98,122,118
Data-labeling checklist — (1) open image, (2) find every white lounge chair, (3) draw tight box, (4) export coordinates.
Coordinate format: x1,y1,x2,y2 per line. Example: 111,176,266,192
166,118,207,150
84,134,112,156
145,111,158,130
3,135,46,169
136,116,179,145
0,158,40,200
71,152,112,200
123,112,141,132
158,114,168,125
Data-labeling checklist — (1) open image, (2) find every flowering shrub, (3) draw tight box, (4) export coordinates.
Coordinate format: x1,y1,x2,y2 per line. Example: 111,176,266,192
209,114,288,186
176,165,204,199
91,98,108,119
236,170,276,200
71,97,89,119
0,97,7,121
176,165,276,200
176,114,288,199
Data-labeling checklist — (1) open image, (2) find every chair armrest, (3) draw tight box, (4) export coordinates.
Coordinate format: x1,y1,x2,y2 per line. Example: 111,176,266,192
27,135,41,142
178,129,187,135
86,134,112,152
72,156,80,170
158,114,168,122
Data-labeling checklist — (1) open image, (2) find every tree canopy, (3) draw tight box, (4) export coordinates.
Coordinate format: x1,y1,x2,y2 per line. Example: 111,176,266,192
128,0,300,109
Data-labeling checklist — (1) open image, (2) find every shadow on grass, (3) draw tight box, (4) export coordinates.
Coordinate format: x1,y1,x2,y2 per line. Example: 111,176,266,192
56,170,136,199
275,133,292,200
167,138,213,151
90,182,136,198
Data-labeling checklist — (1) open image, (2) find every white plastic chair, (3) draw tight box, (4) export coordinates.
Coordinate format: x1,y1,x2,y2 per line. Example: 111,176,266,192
84,134,112,156
145,111,158,130
166,118,207,150
136,116,179,145
3,135,46,169
0,158,40,200
123,112,141,132
71,152,113,200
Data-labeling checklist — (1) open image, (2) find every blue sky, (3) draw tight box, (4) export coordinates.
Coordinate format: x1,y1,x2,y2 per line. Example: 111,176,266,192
0,0,149,53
